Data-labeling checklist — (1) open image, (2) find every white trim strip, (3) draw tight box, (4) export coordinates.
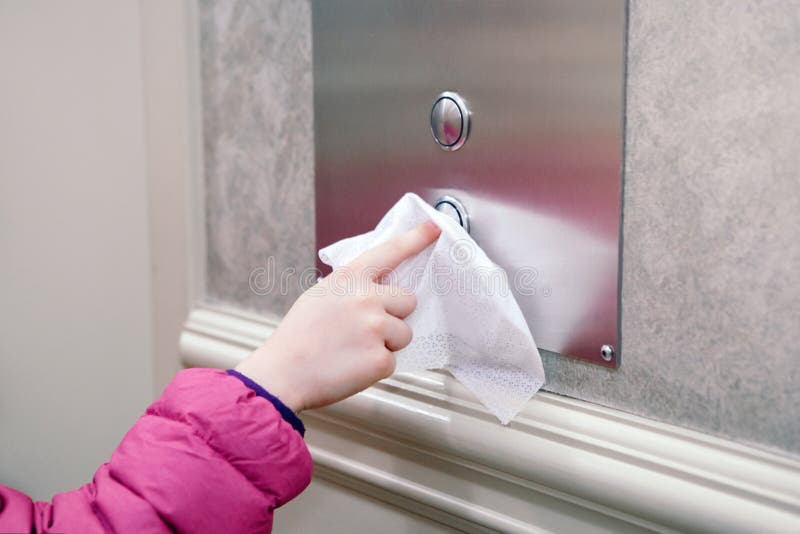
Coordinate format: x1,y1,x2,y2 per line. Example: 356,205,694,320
180,305,800,532
310,446,544,534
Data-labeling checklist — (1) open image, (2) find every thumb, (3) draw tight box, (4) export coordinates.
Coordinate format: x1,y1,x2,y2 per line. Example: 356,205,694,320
348,220,441,278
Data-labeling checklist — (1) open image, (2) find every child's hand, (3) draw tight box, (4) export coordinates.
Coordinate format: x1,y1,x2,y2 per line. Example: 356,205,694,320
235,220,441,413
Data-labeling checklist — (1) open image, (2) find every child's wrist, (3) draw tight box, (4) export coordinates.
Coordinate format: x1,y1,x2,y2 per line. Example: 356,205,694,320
234,352,305,414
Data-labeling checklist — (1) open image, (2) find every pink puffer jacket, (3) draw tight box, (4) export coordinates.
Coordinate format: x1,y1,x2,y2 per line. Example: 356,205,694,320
0,368,313,533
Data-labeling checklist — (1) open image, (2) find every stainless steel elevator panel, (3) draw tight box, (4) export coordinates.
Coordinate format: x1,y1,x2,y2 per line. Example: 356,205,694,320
313,1,626,367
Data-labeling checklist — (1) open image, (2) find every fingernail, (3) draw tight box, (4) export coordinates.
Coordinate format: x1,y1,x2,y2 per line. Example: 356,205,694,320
423,219,440,233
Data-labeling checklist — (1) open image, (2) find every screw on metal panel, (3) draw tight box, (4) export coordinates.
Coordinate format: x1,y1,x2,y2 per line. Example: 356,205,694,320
600,345,615,362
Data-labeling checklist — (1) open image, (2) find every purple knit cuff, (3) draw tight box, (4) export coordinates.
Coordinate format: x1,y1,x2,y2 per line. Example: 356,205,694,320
226,369,305,437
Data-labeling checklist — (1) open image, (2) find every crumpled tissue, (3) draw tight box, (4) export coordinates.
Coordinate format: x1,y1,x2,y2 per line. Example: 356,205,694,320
319,192,545,424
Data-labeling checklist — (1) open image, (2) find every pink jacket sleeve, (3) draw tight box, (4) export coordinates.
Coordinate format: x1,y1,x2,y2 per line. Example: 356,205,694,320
0,368,313,533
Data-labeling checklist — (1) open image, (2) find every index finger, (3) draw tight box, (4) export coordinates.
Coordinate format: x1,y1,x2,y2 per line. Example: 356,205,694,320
349,220,441,278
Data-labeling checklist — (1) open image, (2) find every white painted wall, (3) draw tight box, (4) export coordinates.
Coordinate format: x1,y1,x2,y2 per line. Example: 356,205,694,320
139,0,199,395
0,1,189,500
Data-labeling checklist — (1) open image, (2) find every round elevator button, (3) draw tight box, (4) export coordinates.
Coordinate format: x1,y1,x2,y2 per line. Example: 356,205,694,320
430,91,470,151
434,195,470,233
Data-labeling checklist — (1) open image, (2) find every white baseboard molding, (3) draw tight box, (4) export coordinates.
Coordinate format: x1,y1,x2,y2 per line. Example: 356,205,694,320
309,445,536,534
180,304,800,533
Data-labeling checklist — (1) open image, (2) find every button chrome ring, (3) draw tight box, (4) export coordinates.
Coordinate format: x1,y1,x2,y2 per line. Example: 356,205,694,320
434,195,470,233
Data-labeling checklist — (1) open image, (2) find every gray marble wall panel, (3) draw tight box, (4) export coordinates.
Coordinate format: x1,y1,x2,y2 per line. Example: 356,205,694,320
199,0,800,455
201,0,314,315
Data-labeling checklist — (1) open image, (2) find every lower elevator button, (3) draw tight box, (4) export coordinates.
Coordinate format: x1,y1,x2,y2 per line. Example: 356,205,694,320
434,195,470,234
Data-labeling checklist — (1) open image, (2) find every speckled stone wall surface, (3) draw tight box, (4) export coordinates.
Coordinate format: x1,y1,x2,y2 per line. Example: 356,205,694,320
200,1,800,455
201,0,314,315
